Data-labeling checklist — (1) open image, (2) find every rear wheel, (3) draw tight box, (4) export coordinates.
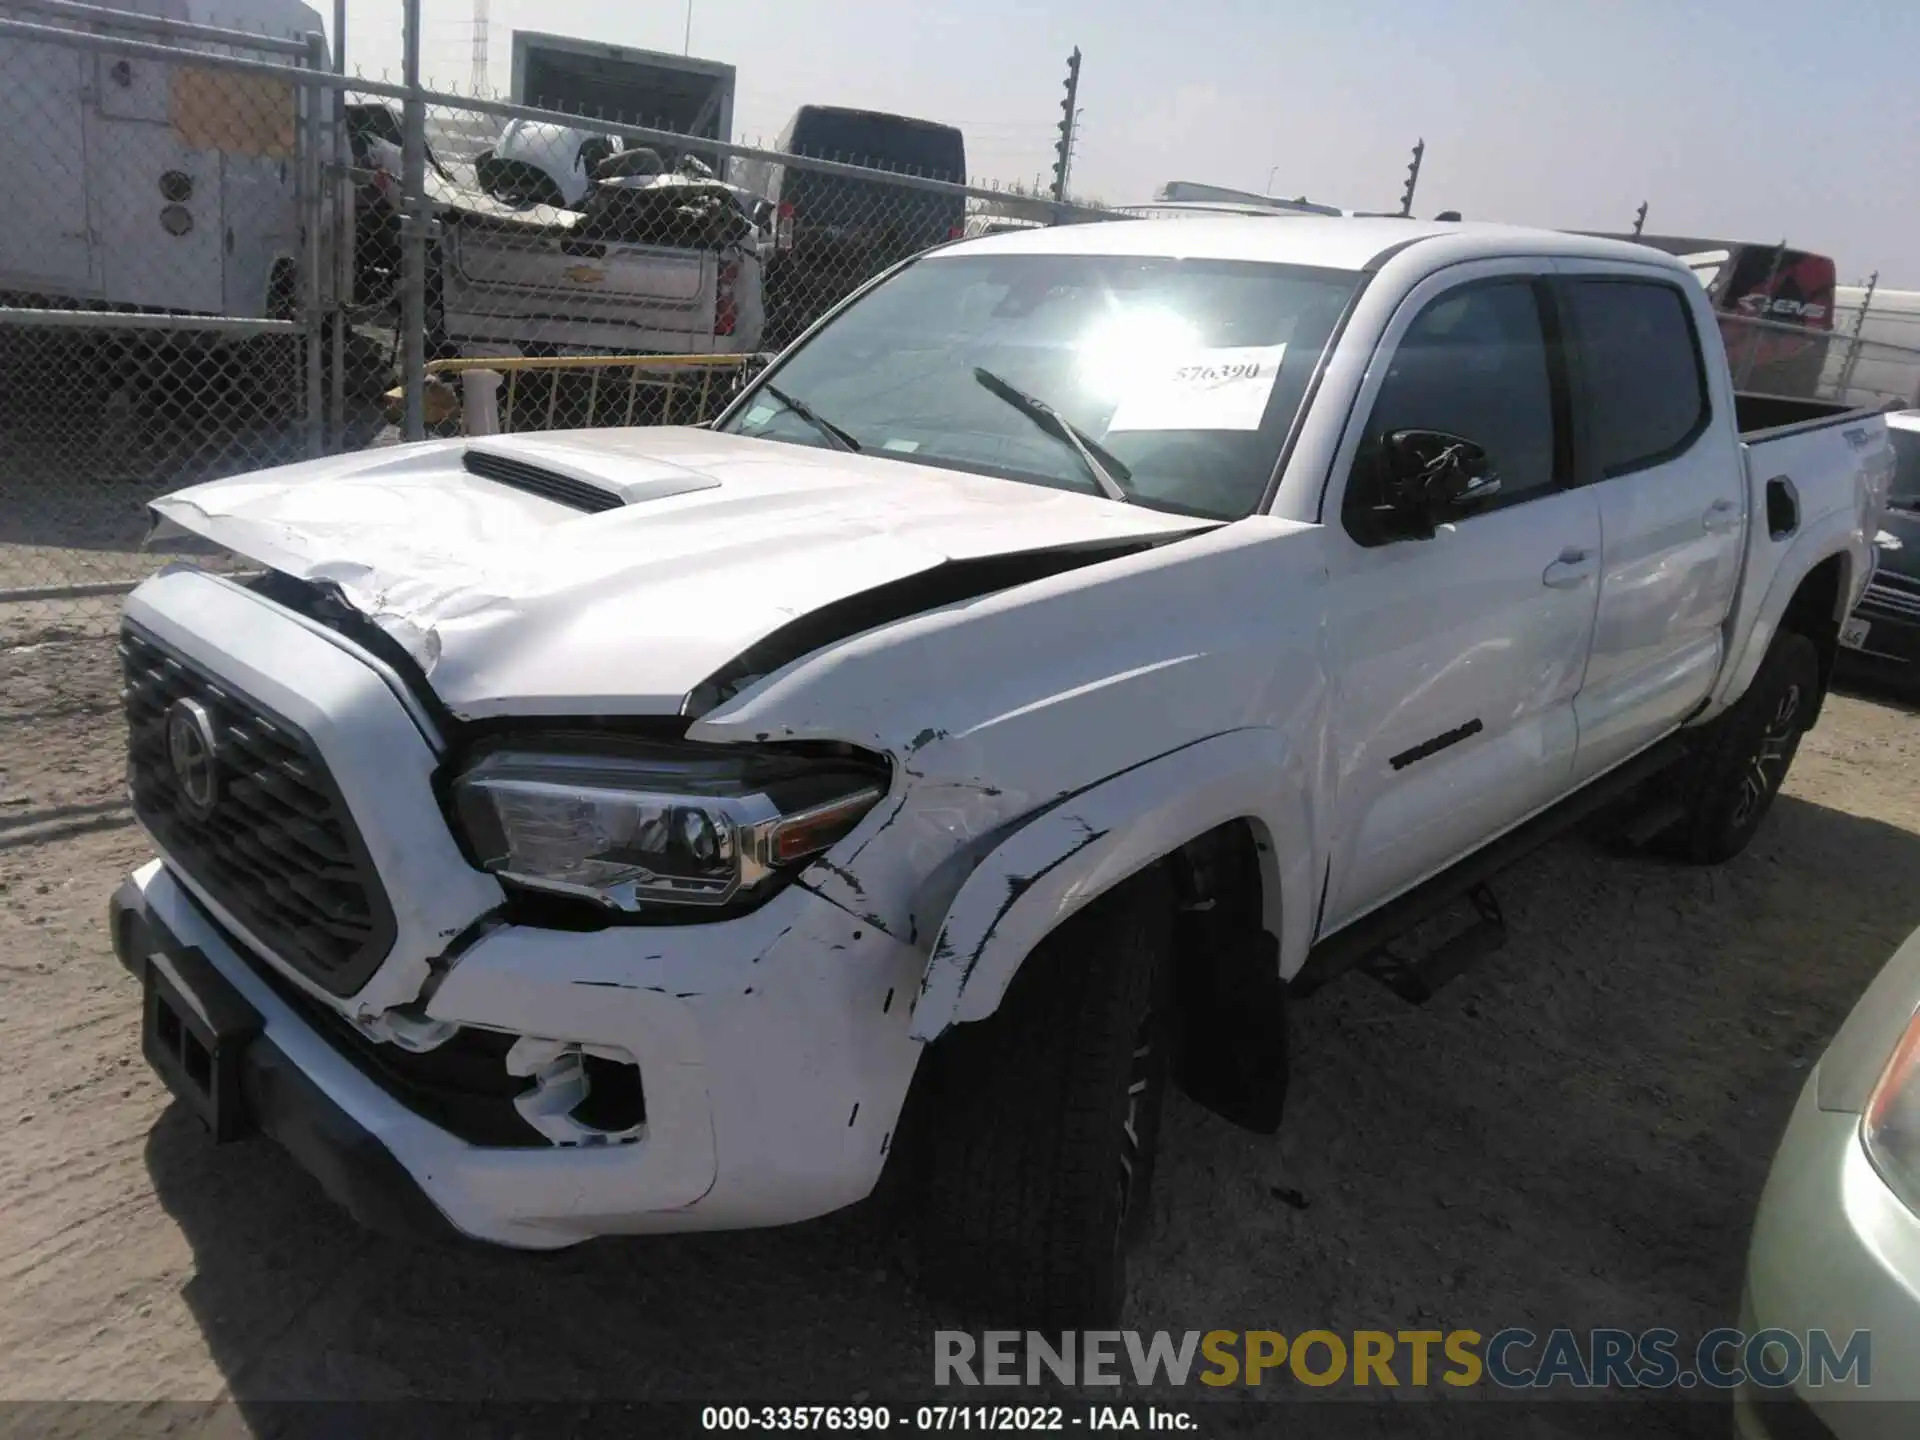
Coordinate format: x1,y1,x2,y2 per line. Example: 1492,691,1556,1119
1665,630,1821,864
913,873,1174,1325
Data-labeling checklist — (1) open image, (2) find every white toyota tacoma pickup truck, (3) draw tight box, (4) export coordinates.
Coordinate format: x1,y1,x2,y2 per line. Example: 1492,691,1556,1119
110,218,1893,1323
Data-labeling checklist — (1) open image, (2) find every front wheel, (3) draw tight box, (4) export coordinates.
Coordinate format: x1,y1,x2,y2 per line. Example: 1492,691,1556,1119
912,872,1174,1325
1666,630,1821,864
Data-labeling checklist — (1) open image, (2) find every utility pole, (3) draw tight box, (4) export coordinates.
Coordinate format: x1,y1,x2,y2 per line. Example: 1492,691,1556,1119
401,0,427,440
1397,138,1424,218
470,0,489,96
1632,200,1649,238
1051,47,1082,203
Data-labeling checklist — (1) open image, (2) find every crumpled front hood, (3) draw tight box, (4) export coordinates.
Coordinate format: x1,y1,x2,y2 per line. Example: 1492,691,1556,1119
150,428,1209,718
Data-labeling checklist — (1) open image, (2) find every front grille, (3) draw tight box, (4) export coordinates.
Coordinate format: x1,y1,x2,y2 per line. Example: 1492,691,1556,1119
463,448,624,513
121,625,397,996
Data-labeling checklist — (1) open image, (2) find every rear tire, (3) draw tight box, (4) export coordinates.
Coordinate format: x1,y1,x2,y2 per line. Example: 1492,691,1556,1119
913,873,1174,1326
1665,630,1821,864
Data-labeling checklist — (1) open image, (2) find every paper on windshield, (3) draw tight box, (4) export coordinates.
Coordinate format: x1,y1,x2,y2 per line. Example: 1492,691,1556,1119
1106,344,1287,433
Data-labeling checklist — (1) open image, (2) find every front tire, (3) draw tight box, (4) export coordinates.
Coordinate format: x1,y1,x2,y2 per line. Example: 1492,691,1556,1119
913,873,1174,1325
1667,630,1820,864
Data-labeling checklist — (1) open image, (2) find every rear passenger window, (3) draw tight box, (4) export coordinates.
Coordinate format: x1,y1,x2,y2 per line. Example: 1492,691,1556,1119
1568,281,1710,477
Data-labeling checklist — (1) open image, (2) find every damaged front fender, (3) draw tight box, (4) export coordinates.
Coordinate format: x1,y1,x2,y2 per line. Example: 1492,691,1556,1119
910,727,1317,1042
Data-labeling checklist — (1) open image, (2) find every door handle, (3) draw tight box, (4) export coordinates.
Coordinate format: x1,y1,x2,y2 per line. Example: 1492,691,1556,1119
1702,497,1739,534
1542,546,1595,589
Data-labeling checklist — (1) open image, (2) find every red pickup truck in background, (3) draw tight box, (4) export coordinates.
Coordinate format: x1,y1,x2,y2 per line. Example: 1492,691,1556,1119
1592,233,1839,399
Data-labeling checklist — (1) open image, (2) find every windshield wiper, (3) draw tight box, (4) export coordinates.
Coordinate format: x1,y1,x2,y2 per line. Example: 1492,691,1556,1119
761,383,862,453
972,367,1132,503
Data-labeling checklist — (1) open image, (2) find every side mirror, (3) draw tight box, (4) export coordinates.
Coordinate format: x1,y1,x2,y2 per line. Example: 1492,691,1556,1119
1361,429,1502,541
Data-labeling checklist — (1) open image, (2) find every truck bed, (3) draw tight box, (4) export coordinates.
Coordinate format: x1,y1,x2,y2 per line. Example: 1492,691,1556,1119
1711,394,1892,716
1735,391,1889,438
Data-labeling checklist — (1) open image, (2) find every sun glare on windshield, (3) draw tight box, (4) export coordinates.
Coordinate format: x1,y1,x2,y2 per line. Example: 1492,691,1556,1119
1076,308,1203,402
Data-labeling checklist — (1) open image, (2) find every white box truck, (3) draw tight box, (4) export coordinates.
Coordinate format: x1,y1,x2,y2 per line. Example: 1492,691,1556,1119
0,0,330,319
509,31,734,176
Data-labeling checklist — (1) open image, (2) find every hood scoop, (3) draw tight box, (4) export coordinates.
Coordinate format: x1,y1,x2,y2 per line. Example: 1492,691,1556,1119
462,442,722,513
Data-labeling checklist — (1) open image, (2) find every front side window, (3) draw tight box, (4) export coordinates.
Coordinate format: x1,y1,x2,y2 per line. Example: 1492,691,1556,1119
1567,279,1710,476
719,252,1362,520
1355,279,1561,509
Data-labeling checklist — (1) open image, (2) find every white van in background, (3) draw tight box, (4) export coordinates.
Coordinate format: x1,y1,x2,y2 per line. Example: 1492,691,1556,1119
0,0,330,320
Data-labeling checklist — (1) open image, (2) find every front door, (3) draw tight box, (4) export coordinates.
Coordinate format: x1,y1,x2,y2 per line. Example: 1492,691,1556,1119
1317,266,1602,936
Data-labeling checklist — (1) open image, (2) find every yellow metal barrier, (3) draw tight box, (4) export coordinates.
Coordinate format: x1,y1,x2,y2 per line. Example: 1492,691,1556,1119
385,352,770,435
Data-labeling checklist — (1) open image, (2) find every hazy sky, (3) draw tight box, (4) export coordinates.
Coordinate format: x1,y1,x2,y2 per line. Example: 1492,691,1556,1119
327,0,1919,285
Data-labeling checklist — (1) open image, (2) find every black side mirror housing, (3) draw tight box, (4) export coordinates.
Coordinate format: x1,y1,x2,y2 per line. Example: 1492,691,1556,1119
1354,429,1502,542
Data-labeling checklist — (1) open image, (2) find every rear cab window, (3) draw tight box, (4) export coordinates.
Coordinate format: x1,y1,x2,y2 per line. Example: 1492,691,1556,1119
1565,279,1711,477
787,109,966,179
777,108,967,246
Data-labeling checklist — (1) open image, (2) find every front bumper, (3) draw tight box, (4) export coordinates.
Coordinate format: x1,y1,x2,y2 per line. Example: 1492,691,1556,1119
1739,1067,1920,1437
115,847,927,1249
113,565,930,1249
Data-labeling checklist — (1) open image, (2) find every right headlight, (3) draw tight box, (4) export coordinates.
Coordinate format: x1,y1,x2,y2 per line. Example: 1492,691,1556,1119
452,736,887,914
1862,1004,1920,1214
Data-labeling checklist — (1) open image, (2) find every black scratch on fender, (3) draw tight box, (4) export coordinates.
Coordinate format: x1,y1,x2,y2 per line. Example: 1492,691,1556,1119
574,980,642,990
921,932,957,996
844,790,910,866
944,823,1112,997
907,726,948,753
809,857,867,898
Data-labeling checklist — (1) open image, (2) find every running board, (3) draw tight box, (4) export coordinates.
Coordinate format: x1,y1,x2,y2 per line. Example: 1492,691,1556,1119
1617,798,1691,849
1360,884,1506,1004
1291,731,1692,997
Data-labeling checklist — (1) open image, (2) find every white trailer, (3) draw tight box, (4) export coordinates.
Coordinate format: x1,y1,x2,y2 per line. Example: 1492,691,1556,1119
0,0,328,319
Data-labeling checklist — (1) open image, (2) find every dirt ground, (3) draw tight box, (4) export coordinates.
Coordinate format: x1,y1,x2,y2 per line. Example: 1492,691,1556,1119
2,627,1918,1433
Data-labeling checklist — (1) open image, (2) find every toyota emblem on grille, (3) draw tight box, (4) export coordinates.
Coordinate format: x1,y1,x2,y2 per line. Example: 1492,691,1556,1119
165,698,220,818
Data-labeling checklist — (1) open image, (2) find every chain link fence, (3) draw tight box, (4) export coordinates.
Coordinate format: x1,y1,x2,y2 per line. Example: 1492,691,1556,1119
1717,312,1920,413
0,10,1110,679
4,3,1918,695
0,0,342,662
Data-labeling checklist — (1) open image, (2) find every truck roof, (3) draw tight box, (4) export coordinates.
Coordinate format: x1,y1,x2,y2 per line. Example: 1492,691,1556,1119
946,216,1691,276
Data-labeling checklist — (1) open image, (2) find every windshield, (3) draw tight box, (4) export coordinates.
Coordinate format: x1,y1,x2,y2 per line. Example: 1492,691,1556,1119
1890,428,1920,510
720,252,1361,519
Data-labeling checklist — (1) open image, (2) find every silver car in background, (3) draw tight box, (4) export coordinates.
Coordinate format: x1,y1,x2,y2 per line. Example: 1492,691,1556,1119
1740,926,1920,1437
